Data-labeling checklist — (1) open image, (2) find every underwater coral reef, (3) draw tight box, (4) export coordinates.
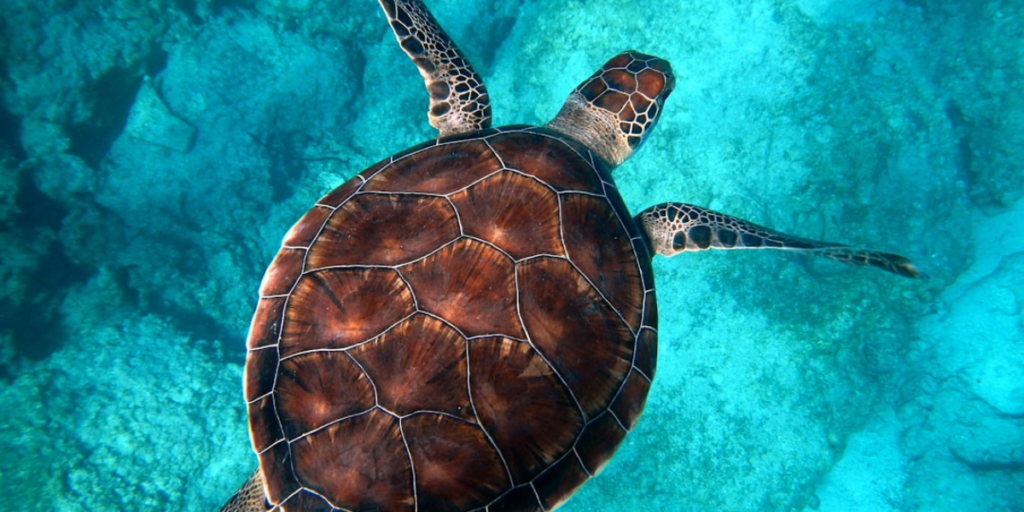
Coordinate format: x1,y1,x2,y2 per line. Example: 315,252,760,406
0,0,1020,510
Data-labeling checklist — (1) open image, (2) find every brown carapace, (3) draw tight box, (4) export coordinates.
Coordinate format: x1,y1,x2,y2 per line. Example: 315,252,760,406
220,1,919,511
241,127,657,512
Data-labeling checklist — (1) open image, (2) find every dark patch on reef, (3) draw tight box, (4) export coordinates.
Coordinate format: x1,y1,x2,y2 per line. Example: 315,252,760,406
210,0,256,16
15,170,65,230
250,129,312,203
7,242,94,362
0,172,96,366
174,0,203,25
141,291,245,365
0,104,27,163
145,47,170,77
65,67,144,168
477,15,516,70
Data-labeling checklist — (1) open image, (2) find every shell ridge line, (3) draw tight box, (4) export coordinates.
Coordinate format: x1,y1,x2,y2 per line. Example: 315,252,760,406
572,447,593,478
515,253,571,265
447,195,465,237
281,435,301,508
633,363,653,384
500,165,564,201
277,311,420,362
601,365,640,422
299,263,400,273
360,157,395,183
246,388,275,406
441,167,505,201
393,267,421,311
563,253,638,339
315,175,367,209
464,332,528,343
394,237,461,269
398,417,420,512
620,203,654,295
275,488,304,511
557,194,639,336
528,482,544,510
256,436,285,456
356,190,451,199
301,487,337,511
459,235,517,263
343,350,380,410
555,189,606,200
515,283,588,425
606,408,629,433
268,346,286,466
464,338,517,489
288,407,376,445
247,342,281,354
399,409,478,424
414,309,471,341
482,138,506,169
555,191,569,262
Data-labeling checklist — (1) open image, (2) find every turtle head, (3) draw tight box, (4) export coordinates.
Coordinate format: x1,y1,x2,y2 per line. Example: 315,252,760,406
546,51,675,168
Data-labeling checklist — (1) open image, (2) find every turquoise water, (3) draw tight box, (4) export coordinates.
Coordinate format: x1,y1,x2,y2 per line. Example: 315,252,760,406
1,0,1021,511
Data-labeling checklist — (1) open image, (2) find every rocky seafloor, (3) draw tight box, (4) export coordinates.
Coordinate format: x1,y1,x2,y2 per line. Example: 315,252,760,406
0,0,1021,511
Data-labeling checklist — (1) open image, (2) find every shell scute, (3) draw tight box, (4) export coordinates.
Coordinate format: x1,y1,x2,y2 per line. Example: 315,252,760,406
243,346,279,401
307,193,460,268
246,296,285,350
468,336,583,484
561,193,645,331
280,268,415,357
362,139,501,195
516,257,634,421
487,130,604,193
404,413,510,512
448,170,564,259
574,411,627,475
283,206,332,248
533,452,590,511
610,369,652,431
291,409,414,511
349,314,471,418
274,351,374,440
247,395,284,454
259,248,305,297
399,238,522,338
256,440,301,505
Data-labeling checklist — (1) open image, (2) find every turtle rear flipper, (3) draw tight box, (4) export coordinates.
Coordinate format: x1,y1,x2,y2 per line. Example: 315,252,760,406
636,203,920,278
220,470,273,512
379,0,491,137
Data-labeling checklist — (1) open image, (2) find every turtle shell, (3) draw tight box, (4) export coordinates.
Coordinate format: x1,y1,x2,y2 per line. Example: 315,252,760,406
244,126,658,512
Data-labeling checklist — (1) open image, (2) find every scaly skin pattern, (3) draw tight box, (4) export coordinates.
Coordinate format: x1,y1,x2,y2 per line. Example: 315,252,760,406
637,202,920,278
378,0,491,137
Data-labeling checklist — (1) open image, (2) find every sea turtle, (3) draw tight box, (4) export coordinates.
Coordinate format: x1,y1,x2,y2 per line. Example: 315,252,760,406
221,1,919,511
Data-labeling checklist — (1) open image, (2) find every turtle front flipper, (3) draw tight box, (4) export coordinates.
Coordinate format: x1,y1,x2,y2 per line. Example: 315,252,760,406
378,0,491,137
636,203,920,278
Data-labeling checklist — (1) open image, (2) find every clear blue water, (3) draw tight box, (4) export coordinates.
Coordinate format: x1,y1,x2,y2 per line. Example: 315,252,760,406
1,0,1022,511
